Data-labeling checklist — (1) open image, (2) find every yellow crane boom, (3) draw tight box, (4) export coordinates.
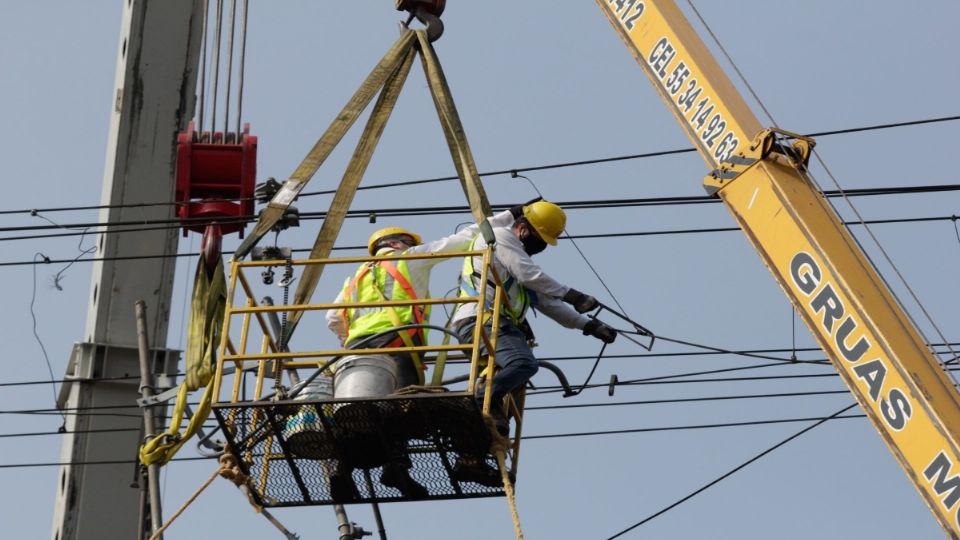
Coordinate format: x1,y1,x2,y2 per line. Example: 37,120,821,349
595,1,960,537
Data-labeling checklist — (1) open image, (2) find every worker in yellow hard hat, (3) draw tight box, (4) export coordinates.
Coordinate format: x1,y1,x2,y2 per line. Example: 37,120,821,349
324,215,516,501
451,199,617,486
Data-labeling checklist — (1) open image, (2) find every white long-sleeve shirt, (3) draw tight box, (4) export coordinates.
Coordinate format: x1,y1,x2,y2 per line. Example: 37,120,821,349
325,210,517,342
451,216,589,331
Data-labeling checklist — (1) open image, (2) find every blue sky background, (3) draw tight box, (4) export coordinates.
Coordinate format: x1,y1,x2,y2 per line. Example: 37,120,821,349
2,1,959,538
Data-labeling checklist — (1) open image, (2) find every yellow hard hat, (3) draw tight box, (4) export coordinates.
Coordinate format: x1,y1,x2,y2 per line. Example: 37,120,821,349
522,201,566,245
367,226,422,255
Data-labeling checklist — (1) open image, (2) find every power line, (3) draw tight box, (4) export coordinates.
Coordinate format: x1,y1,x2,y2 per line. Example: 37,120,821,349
3,182,959,243
1,389,849,420
527,372,847,397
0,410,862,467
0,114,957,217
3,409,867,440
604,403,859,539
0,456,212,469
7,339,960,390
563,214,960,241
525,410,863,441
524,389,851,412
0,425,219,439
4,211,958,267
298,115,960,197
0,342,841,388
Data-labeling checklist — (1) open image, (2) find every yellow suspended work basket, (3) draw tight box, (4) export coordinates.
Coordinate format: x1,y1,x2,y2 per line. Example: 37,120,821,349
211,248,526,507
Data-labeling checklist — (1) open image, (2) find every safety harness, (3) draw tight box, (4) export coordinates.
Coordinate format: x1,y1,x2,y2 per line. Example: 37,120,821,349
459,238,537,327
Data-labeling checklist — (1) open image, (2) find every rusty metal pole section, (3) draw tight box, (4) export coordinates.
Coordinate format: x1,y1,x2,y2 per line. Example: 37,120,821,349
135,300,164,539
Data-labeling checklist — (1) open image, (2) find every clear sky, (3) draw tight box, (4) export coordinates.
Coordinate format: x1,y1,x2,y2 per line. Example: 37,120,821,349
2,1,959,538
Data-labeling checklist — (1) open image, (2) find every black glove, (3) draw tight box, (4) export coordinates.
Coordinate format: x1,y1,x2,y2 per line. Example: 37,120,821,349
583,319,617,344
563,288,599,313
509,196,543,219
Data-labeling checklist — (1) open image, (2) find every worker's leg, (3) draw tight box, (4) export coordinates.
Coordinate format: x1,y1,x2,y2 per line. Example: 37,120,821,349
380,353,428,497
451,320,527,486
482,321,538,403
456,319,537,427
392,354,420,389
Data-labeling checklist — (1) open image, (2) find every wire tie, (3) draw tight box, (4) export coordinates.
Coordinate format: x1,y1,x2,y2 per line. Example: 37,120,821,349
608,374,618,396
30,209,39,216
510,170,519,178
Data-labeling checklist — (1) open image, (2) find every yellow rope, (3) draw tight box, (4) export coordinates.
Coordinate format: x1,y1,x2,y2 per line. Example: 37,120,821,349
391,384,448,395
147,464,220,540
496,449,524,540
484,414,524,540
147,454,283,540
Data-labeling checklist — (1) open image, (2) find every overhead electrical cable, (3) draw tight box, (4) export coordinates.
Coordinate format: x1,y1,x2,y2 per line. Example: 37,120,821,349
0,409,863,470
602,404,858,539
0,115,955,216
4,212,959,267
298,115,960,197
525,410,863,442
524,389,852,411
4,411,871,440
3,182,957,237
2,389,851,419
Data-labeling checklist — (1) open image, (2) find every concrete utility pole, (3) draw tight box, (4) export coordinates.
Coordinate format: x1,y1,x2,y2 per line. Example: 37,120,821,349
51,2,203,539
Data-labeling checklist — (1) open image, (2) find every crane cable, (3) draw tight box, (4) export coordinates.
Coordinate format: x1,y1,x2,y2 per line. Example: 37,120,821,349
140,0,254,468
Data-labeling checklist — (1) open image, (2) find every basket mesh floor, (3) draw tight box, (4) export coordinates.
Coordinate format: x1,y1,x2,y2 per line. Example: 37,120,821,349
213,392,506,506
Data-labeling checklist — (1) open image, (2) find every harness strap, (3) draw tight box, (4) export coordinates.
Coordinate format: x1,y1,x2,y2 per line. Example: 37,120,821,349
365,270,426,384
461,250,528,325
342,258,425,384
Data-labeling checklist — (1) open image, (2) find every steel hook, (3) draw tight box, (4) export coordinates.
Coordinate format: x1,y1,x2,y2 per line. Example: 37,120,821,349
397,0,445,41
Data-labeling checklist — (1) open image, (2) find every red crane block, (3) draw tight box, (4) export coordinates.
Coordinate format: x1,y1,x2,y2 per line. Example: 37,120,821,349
175,121,257,236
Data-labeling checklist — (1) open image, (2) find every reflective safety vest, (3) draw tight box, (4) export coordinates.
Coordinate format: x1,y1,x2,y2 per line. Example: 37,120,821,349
459,238,537,325
339,252,430,378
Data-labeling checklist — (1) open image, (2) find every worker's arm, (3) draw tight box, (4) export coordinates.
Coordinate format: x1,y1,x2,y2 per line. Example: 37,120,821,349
534,294,589,330
325,285,349,345
405,209,515,265
534,295,617,343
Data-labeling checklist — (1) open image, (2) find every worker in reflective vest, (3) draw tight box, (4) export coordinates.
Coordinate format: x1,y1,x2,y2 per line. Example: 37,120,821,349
453,201,618,437
324,213,514,501
326,211,516,386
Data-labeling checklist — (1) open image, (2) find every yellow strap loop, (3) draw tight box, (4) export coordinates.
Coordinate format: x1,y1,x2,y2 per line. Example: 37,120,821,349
140,256,224,466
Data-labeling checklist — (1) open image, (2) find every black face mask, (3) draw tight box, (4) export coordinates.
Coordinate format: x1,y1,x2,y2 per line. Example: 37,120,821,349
520,228,547,256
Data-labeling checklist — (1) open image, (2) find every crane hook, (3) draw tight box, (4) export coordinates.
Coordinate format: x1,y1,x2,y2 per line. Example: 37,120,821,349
396,0,445,42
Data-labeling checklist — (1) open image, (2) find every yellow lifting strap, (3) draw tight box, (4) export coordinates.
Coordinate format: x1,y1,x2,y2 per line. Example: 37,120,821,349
139,256,225,466
234,30,418,260
235,28,494,351
429,306,457,386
